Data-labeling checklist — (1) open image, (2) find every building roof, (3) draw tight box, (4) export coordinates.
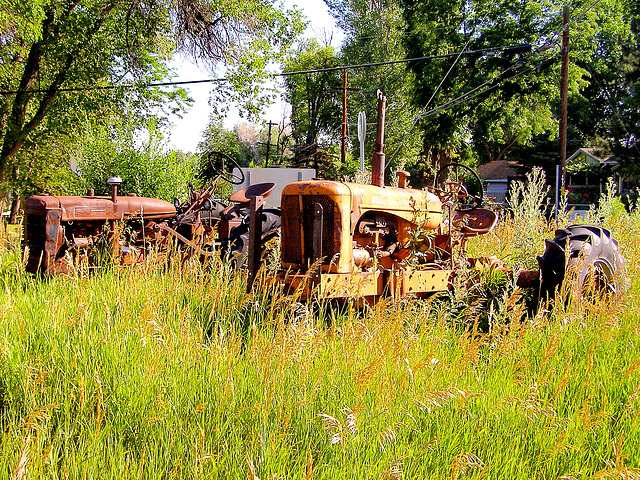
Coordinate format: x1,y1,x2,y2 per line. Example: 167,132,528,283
567,148,617,172
477,160,523,181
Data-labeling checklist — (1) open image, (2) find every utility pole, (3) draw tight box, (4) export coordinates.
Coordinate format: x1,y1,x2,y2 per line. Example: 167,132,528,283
333,69,360,167
341,69,347,166
557,5,570,218
260,121,278,167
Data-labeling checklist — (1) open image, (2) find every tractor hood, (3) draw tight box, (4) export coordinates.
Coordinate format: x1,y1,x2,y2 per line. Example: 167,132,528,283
281,179,442,228
25,195,176,221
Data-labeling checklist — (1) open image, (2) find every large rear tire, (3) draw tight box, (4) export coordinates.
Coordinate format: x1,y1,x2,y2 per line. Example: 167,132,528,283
537,224,625,303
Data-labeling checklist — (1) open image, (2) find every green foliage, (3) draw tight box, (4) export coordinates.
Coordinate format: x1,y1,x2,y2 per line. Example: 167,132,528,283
505,167,552,268
282,39,342,147
400,0,562,169
326,0,423,175
75,119,197,202
0,0,304,204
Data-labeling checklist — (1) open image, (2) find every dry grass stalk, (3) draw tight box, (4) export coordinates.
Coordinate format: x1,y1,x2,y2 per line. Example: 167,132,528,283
559,473,583,480
22,403,57,433
318,407,358,445
450,452,486,479
12,435,30,480
303,450,314,480
415,388,479,413
380,456,407,480
247,455,260,480
379,426,397,452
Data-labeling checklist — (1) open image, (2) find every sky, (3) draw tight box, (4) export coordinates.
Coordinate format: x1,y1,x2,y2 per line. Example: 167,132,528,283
167,0,345,153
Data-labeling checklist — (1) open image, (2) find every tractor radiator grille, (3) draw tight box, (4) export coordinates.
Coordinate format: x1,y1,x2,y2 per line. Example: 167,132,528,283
281,194,336,266
302,195,335,264
23,212,47,271
281,195,302,265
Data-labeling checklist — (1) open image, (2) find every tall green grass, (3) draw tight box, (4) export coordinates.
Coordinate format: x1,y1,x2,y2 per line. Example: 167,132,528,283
0,193,639,479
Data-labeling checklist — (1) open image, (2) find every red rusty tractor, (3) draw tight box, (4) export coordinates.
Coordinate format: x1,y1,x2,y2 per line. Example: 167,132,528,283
22,155,281,275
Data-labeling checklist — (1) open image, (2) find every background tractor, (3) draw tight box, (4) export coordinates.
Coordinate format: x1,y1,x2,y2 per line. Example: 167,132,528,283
22,155,281,275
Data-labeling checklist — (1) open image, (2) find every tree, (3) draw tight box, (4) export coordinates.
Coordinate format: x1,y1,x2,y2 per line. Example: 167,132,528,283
0,0,303,220
399,0,567,176
75,118,197,202
280,39,345,177
503,0,638,182
282,39,342,147
326,0,423,179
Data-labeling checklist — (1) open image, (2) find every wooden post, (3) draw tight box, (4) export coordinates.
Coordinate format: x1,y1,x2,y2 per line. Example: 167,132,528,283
558,5,570,217
341,69,347,166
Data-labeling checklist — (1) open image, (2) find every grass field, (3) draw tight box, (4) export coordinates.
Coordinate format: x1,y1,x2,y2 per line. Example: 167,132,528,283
0,185,638,479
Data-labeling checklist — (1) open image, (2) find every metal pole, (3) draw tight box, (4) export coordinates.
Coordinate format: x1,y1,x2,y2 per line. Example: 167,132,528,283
558,5,570,206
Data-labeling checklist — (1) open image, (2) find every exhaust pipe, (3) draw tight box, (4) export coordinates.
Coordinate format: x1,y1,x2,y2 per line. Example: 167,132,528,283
106,177,122,204
372,90,387,187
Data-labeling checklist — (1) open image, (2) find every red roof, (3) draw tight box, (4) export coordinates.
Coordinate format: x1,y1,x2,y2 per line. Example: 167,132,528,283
477,160,522,180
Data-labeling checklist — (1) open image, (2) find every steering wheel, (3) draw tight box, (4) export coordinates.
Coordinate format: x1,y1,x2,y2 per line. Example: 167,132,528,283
203,151,245,185
433,163,484,212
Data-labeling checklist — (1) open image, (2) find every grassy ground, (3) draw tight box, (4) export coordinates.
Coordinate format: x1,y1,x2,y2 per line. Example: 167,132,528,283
0,191,638,479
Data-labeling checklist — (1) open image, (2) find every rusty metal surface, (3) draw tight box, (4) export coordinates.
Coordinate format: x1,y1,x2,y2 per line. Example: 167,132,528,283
228,182,275,204
452,208,498,237
372,91,387,187
246,195,265,292
154,223,216,258
25,195,176,221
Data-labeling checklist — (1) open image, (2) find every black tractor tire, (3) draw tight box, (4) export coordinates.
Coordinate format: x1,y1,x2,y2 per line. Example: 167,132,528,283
224,208,281,268
537,224,625,303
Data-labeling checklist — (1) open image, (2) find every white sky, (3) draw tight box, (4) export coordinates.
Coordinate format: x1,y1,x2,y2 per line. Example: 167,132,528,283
166,0,344,153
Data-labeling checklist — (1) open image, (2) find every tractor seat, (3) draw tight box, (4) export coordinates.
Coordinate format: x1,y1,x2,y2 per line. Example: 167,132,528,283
228,182,276,204
452,208,498,237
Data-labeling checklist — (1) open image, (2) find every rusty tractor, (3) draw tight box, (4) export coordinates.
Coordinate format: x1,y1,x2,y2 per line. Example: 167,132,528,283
23,153,281,275
257,91,625,305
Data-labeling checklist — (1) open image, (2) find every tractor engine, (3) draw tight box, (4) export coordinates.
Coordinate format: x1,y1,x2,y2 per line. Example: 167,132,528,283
23,179,176,275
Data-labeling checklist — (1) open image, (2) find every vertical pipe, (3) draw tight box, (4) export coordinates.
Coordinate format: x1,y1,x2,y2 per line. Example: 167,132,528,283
558,6,570,205
246,195,264,292
372,90,387,187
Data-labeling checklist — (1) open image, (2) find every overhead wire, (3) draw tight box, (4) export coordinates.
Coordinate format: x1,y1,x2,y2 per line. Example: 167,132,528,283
387,17,484,164
0,43,533,96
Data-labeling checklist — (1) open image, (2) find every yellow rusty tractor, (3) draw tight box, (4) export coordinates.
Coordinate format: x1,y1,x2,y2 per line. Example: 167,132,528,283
261,91,624,305
274,91,498,302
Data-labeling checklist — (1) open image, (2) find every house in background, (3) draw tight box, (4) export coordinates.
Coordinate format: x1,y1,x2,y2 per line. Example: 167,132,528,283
477,160,524,204
566,148,623,199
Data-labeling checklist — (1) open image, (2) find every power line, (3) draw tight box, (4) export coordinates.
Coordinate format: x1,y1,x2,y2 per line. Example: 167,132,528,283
0,43,531,95
387,15,488,164
0,78,227,95
571,0,604,24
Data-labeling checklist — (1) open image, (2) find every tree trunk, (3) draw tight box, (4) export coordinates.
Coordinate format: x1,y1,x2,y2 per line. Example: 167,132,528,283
9,194,20,225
